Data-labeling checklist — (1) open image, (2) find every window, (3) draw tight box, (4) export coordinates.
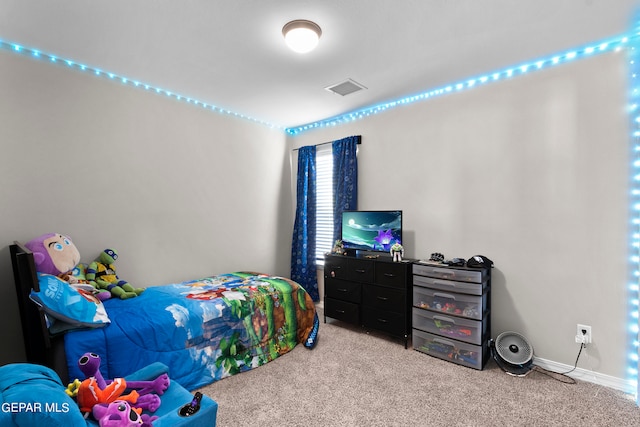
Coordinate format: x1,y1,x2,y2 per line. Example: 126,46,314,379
315,145,334,262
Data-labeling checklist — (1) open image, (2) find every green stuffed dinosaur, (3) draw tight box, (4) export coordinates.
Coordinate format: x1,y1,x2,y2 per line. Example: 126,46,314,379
86,249,144,299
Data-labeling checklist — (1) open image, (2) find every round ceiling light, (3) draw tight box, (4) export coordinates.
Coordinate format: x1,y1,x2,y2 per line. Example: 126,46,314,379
282,20,322,54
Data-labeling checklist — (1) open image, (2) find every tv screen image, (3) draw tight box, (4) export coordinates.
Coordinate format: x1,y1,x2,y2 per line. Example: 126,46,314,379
341,210,402,252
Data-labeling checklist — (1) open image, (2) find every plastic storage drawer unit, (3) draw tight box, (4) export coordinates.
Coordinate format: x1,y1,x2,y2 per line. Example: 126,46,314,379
412,261,492,370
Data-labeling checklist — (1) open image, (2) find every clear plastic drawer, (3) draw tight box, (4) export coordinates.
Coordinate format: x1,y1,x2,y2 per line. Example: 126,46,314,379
412,329,487,370
412,274,486,296
412,307,486,345
413,264,487,283
413,286,486,320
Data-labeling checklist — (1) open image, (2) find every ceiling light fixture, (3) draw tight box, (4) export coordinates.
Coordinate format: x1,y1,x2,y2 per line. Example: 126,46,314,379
282,19,322,54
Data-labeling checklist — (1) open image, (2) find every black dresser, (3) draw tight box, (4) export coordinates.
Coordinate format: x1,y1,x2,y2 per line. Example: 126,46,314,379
323,253,413,348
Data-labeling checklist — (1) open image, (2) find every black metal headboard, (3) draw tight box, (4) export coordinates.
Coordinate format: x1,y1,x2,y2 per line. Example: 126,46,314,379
10,241,68,382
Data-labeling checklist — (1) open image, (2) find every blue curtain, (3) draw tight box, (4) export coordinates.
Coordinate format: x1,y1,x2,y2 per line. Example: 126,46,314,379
332,135,360,243
291,146,319,301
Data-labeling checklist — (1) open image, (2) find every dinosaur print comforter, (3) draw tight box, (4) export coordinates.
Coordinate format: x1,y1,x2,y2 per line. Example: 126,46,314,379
64,272,319,391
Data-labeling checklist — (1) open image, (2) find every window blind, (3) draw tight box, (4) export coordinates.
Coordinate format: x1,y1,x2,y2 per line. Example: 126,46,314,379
315,145,334,262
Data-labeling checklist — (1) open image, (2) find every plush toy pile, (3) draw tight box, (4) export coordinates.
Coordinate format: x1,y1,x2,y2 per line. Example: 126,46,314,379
25,233,145,300
23,234,171,426
66,352,169,427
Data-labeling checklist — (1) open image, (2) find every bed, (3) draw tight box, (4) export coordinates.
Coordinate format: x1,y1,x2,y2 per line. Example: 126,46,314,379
10,241,319,391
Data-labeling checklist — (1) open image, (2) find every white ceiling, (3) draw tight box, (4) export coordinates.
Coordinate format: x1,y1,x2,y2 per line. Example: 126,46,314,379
1,0,638,130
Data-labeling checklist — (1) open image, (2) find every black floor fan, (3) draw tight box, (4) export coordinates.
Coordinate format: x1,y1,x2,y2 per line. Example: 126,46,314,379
490,331,534,376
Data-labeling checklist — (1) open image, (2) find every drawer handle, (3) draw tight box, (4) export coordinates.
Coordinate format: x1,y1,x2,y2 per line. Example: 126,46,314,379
433,268,454,276
376,296,389,301
433,292,456,301
384,273,396,278
377,318,388,323
337,288,348,292
354,269,366,274
336,309,345,314
433,315,456,324
432,337,455,347
434,280,454,287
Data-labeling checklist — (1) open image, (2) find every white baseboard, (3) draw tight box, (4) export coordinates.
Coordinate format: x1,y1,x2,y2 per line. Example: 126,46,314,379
533,356,637,398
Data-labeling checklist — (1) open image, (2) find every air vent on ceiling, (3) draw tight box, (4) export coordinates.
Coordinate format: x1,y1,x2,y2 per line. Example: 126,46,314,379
325,78,367,96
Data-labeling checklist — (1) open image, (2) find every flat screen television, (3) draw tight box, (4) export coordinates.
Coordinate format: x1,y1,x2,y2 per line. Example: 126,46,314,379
341,210,403,252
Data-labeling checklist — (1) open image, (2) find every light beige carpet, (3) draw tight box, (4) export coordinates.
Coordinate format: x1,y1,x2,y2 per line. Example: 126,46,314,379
198,308,640,426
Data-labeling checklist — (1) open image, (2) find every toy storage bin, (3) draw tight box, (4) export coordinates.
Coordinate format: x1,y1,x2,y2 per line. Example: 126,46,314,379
413,329,487,370
412,307,487,345
412,286,487,320
412,274,487,296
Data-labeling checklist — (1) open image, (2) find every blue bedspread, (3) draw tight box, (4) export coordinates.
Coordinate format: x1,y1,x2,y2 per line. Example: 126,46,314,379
64,272,318,391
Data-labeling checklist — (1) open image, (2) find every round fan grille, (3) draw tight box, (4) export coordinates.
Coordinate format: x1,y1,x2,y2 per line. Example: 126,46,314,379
495,331,533,365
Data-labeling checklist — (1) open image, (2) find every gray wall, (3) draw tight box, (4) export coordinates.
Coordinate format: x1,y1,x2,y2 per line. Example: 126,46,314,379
289,52,631,382
0,50,293,364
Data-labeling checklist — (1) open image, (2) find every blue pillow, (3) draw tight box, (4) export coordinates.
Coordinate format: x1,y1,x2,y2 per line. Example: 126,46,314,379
30,273,110,328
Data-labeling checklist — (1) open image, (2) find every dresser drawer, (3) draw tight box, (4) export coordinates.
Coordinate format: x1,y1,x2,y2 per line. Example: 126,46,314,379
412,308,486,345
362,307,405,336
324,256,350,280
374,262,407,288
325,297,360,324
413,329,487,370
413,275,486,296
325,278,361,304
413,286,487,320
348,258,375,283
413,264,487,283
363,284,405,312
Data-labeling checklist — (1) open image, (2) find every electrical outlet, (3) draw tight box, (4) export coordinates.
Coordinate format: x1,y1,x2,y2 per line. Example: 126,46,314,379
575,324,592,345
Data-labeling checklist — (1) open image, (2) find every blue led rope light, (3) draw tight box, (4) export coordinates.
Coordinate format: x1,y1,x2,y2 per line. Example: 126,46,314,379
0,40,284,130
286,35,632,135
628,19,640,404
0,35,632,135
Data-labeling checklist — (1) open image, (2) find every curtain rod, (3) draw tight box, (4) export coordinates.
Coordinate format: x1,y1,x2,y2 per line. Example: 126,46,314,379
291,135,361,151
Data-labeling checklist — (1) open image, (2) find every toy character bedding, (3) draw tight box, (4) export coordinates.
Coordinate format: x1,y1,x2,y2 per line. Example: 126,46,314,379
11,235,319,393
63,272,318,391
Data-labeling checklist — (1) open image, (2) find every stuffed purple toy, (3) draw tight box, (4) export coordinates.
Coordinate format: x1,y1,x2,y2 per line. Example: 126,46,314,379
92,400,158,427
24,233,81,275
78,352,170,401
77,352,169,423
